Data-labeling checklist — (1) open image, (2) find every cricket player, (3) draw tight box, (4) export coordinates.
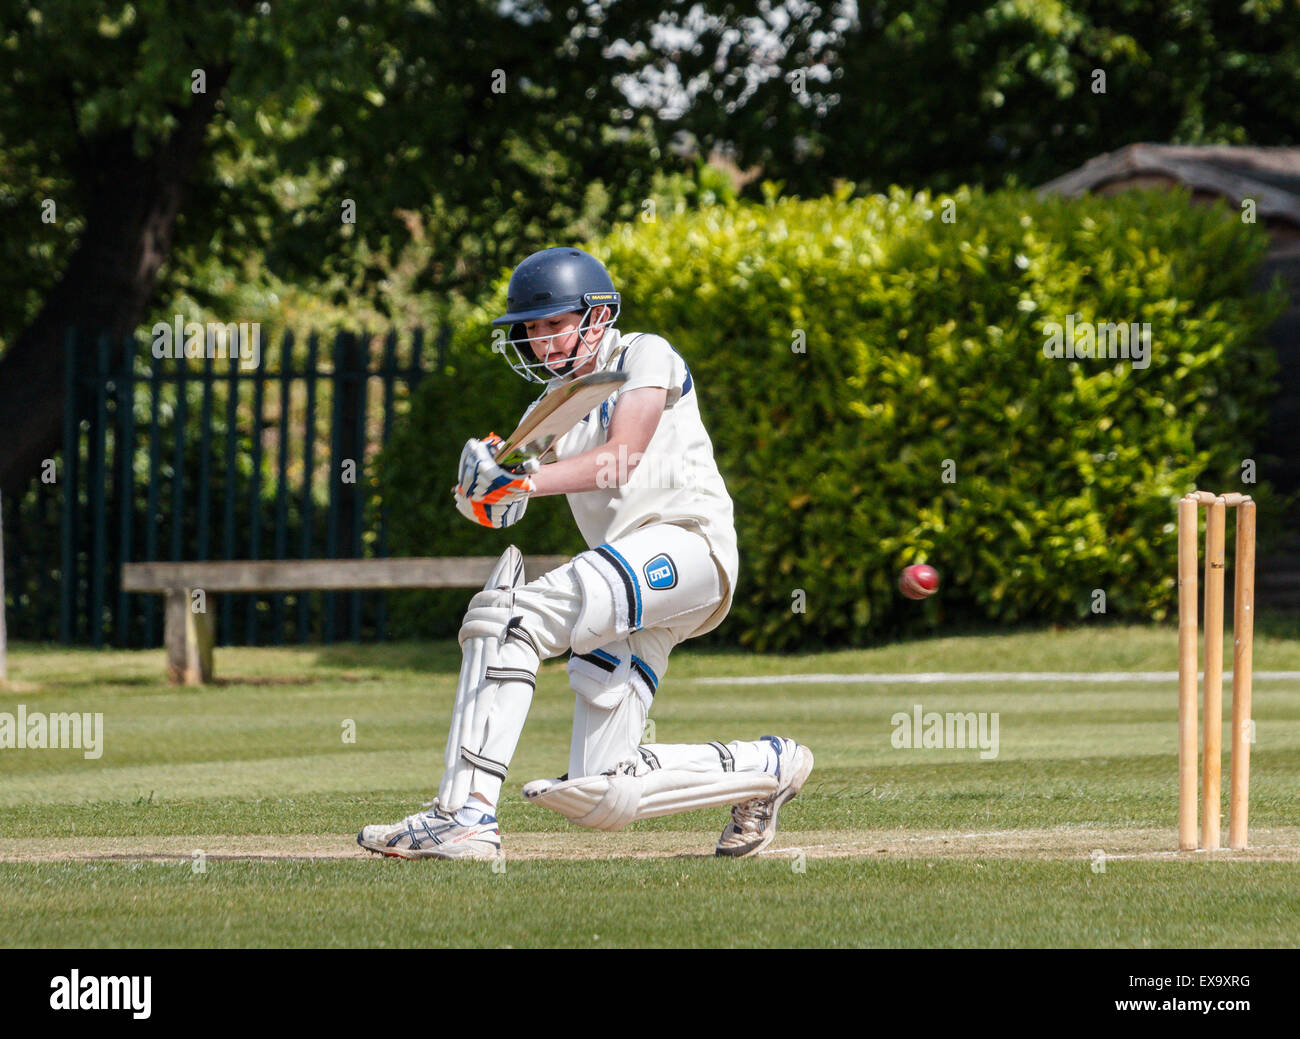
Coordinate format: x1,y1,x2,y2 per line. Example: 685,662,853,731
358,246,813,860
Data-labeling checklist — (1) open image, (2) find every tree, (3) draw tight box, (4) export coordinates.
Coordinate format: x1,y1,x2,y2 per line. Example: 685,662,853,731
7,0,1299,498
0,0,669,495
639,1,1300,193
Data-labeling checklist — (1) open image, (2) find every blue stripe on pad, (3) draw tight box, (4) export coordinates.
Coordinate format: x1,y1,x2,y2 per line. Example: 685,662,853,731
598,543,643,628
631,655,659,691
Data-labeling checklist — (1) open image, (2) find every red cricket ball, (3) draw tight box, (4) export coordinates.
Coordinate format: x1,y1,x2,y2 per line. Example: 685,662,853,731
899,563,940,600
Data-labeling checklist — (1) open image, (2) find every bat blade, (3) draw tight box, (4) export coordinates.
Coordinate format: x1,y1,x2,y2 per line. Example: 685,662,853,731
494,370,627,466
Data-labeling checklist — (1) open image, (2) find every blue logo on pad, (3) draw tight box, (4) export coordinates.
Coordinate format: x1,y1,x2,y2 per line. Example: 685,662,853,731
644,554,677,590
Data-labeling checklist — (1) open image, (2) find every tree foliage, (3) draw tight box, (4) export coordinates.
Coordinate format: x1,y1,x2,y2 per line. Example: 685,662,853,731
651,0,1300,193
0,0,677,344
3,0,1297,499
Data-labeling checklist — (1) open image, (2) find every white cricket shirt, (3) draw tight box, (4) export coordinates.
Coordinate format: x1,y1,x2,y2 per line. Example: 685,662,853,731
536,327,739,633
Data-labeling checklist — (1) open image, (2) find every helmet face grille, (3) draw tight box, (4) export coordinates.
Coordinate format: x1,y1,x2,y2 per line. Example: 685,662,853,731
492,247,620,381
501,303,620,384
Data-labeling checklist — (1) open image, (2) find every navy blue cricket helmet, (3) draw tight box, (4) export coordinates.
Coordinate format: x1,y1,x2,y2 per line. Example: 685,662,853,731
491,247,620,382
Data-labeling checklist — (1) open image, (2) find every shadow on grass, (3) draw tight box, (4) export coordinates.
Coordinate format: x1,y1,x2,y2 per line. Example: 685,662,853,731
303,640,464,676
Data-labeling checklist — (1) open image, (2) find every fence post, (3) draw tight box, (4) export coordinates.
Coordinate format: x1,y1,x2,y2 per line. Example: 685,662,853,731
198,352,215,562
325,332,343,641
60,329,79,644
221,347,239,644
115,333,137,647
347,331,367,640
410,326,424,382
325,330,368,641
0,489,7,681
375,330,399,639
245,325,267,645
298,333,320,641
144,350,164,646
88,334,111,648
272,330,293,644
170,346,189,569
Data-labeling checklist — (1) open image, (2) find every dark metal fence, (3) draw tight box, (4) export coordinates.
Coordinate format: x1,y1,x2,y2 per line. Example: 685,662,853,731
1,325,443,647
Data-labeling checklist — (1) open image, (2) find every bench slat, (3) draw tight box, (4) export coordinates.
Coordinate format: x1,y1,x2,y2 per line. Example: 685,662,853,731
121,556,572,593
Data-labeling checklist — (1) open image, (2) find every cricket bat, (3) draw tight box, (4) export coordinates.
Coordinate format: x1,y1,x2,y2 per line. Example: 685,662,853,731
494,370,627,468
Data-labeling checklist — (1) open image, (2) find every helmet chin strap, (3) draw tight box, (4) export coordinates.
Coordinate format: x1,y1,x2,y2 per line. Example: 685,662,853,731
553,343,593,378
551,307,603,378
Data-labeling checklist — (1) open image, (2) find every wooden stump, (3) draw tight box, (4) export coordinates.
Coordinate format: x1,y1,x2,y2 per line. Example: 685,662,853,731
165,589,214,685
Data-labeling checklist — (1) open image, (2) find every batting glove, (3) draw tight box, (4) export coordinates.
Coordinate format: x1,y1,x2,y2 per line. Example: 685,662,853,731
454,483,529,528
454,435,535,528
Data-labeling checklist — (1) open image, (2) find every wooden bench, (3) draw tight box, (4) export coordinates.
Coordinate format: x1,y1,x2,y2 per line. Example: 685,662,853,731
121,556,570,685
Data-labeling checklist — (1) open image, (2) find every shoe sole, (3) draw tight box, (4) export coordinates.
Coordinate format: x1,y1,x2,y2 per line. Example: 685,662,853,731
356,834,501,861
715,744,814,858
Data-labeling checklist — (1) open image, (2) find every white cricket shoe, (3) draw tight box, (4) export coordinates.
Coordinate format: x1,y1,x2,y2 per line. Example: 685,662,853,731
715,736,814,858
357,801,501,860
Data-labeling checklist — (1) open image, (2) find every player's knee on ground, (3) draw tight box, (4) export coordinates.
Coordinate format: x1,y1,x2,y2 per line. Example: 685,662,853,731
566,639,657,777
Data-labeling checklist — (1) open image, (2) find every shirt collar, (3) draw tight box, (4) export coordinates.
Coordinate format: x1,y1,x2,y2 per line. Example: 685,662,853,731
594,326,623,370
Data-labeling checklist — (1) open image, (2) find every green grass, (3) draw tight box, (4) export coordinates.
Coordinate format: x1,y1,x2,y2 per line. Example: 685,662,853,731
2,623,1299,947
4,859,1299,948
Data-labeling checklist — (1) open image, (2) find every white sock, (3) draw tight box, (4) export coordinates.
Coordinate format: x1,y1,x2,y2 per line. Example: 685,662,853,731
456,795,495,825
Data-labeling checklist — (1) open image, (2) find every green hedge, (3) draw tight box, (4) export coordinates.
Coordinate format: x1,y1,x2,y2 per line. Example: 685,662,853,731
379,186,1282,648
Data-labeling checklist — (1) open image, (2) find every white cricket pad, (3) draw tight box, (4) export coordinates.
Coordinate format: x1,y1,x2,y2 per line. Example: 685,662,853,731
438,545,540,810
522,768,778,832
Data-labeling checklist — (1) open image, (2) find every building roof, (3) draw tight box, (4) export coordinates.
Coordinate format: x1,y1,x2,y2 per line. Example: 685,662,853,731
1037,143,1300,227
